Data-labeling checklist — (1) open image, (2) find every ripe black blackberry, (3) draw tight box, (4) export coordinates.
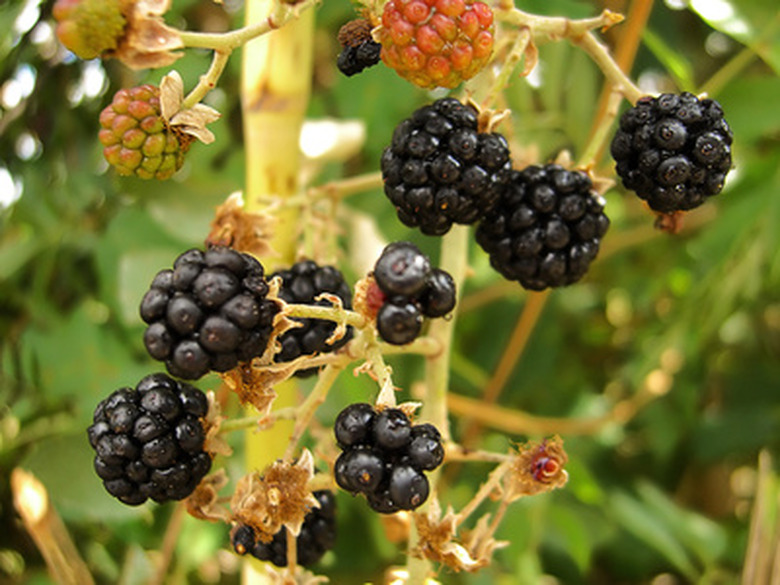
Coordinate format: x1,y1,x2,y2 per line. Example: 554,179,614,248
231,490,337,567
87,373,212,506
610,92,733,213
475,164,610,291
380,97,513,235
270,260,353,376
139,246,279,380
371,241,457,345
333,403,444,513
336,19,382,77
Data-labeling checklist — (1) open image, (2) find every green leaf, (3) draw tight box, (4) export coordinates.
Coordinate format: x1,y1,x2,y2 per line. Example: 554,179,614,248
609,490,699,580
642,28,696,92
689,0,780,74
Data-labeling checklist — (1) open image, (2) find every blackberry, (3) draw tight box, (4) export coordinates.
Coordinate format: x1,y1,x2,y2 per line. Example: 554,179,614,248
371,242,457,345
140,246,279,380
336,19,382,77
87,373,212,506
231,490,337,567
610,92,733,213
381,97,512,235
333,403,444,513
476,164,610,291
270,260,353,376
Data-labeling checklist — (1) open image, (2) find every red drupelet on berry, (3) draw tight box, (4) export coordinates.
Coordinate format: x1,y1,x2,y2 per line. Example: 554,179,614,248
269,260,354,377
381,98,512,236
140,247,279,380
376,0,494,89
610,92,733,213
231,490,337,567
98,84,193,180
333,403,444,513
86,373,212,506
372,241,457,345
475,165,610,291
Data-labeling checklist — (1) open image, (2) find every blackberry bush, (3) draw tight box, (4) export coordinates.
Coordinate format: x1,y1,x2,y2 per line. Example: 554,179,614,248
140,246,279,380
86,373,212,506
380,97,512,236
476,165,610,290
610,92,734,213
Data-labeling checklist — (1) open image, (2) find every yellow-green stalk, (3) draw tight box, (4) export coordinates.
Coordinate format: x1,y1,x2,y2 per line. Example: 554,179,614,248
240,0,315,582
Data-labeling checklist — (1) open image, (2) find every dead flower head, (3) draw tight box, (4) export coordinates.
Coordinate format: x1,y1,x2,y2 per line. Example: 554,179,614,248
231,450,319,541
206,192,275,258
413,499,507,573
113,0,184,69
160,71,221,145
507,435,568,500
185,468,231,522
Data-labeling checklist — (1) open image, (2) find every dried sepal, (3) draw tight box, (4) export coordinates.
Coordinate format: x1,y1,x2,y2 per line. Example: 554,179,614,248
112,0,184,69
159,70,221,144
413,500,484,572
202,390,232,457
396,401,422,421
351,275,385,324
206,192,275,259
263,565,329,585
220,362,278,416
312,292,350,347
506,435,568,500
458,513,509,570
185,468,231,522
231,450,319,541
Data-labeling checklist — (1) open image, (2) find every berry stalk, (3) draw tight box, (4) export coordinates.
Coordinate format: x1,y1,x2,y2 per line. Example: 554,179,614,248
239,0,315,582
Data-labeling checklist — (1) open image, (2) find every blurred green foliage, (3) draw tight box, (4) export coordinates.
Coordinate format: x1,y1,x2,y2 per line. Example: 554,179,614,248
0,0,778,583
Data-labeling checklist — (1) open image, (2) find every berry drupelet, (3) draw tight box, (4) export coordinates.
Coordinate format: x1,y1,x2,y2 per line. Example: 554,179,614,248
371,241,457,345
381,97,512,236
610,92,733,213
333,403,444,513
475,164,610,291
231,490,337,567
87,373,212,506
140,246,279,380
270,260,354,376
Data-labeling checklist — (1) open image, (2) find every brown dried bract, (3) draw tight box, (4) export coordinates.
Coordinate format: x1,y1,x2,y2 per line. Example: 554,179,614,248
202,390,233,457
413,500,501,573
185,468,231,522
159,71,221,144
220,361,279,417
231,450,319,541
352,275,385,324
112,0,183,69
506,435,568,500
206,193,275,262
337,18,373,48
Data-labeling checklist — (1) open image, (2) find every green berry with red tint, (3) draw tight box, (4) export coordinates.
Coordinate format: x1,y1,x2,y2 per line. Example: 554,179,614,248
377,0,494,89
53,0,126,60
98,85,192,181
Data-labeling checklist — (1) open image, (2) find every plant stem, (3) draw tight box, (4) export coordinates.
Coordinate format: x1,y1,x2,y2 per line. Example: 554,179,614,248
240,0,315,581
284,303,367,328
283,364,341,460
182,50,230,109
454,460,512,526
569,31,644,104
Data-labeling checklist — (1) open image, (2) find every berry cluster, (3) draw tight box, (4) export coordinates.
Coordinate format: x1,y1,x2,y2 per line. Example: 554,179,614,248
140,246,279,380
376,0,495,89
87,373,212,506
336,19,382,77
231,490,337,567
610,92,733,213
334,404,444,513
98,84,192,181
373,242,456,345
381,97,512,236
270,260,354,376
475,165,610,290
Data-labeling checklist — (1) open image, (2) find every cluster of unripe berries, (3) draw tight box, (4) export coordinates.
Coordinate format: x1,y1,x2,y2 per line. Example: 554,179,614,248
87,373,212,506
334,403,444,513
372,241,456,345
231,490,337,567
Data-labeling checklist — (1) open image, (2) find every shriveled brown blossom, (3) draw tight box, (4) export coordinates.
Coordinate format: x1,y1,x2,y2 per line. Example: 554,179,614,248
231,450,319,541
185,468,231,522
506,435,568,500
412,500,504,572
206,192,275,258
112,0,183,69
